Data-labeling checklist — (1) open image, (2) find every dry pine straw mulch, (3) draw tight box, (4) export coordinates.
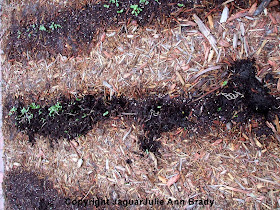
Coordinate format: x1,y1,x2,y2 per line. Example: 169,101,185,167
2,0,280,209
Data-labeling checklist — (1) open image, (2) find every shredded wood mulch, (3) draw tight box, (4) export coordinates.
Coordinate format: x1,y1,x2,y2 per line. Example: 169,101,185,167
2,0,280,209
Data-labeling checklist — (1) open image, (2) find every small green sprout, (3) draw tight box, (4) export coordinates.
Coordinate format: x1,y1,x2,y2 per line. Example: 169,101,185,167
38,110,42,115
145,149,149,154
157,105,162,109
75,97,81,101
82,113,87,118
103,111,109,116
49,22,62,30
30,103,40,109
233,114,238,118
177,3,185,7
64,130,68,133
130,5,142,16
31,24,36,28
217,107,222,112
140,0,149,5
222,80,228,86
39,25,47,31
110,0,119,7
117,9,124,13
9,107,17,116
26,113,33,122
182,111,185,114
21,107,29,116
17,30,21,38
104,4,109,8
48,102,62,117
75,118,79,122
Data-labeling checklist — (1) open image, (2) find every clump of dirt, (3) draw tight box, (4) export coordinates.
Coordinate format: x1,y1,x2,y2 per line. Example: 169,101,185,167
6,59,280,153
3,169,70,210
202,59,279,136
4,0,253,61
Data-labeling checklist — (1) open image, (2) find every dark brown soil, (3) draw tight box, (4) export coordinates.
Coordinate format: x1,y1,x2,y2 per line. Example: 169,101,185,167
5,59,280,154
5,0,254,61
3,169,71,210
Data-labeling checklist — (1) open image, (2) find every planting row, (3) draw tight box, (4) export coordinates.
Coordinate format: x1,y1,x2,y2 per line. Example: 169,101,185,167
6,59,280,153
5,0,250,61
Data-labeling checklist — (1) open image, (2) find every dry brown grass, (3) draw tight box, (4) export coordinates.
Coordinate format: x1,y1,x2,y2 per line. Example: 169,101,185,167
2,0,280,209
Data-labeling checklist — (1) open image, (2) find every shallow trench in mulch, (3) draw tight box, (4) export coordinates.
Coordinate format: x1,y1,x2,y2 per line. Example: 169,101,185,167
5,0,253,61
5,59,280,155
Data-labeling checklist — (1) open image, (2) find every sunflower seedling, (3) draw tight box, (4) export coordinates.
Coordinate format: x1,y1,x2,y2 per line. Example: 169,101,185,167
30,103,40,109
9,107,17,116
130,5,142,16
48,102,62,117
103,111,109,116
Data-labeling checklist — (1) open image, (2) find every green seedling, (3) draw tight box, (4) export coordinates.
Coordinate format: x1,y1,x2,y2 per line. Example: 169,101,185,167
117,9,124,13
49,22,62,30
110,0,119,7
39,25,47,31
222,80,228,86
104,4,109,8
20,107,29,116
157,106,162,109
17,30,21,38
26,113,33,123
130,5,142,16
48,102,62,117
75,97,81,101
140,0,149,5
177,3,185,7
82,113,87,118
103,111,109,116
217,107,222,112
38,110,42,115
30,103,40,109
9,107,17,116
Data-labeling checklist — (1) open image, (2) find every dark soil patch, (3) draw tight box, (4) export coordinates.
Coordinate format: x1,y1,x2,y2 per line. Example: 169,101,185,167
5,59,280,153
3,169,71,210
5,0,254,61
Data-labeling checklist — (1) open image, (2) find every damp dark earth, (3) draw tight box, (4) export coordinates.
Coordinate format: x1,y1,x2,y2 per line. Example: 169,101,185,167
5,0,253,61
6,59,280,154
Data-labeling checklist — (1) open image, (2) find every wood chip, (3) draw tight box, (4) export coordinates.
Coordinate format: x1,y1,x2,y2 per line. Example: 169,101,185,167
167,173,180,187
193,14,218,54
